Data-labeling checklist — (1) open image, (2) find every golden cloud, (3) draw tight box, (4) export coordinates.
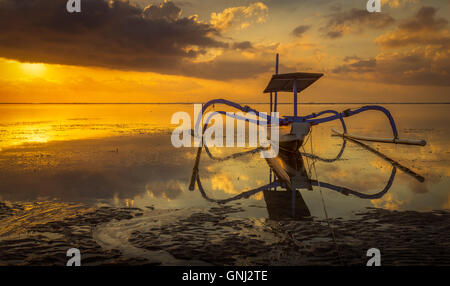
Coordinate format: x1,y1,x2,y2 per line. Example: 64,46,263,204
382,0,419,8
210,2,269,32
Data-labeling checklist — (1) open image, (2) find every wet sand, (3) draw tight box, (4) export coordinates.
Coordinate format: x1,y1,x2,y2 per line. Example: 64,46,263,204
0,202,149,265
0,201,448,266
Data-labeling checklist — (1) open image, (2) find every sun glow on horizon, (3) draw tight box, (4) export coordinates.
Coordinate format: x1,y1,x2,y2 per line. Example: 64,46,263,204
20,62,47,77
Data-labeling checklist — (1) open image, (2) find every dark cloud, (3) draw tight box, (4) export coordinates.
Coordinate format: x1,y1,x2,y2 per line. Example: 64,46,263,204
333,51,450,86
333,58,376,73
322,8,395,38
399,6,448,31
334,6,450,87
232,41,253,50
343,55,362,62
142,1,181,21
291,25,311,38
183,58,272,80
263,0,334,11
0,0,273,80
376,6,450,48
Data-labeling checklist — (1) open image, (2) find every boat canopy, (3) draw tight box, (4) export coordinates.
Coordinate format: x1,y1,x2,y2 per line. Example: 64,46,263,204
263,72,323,93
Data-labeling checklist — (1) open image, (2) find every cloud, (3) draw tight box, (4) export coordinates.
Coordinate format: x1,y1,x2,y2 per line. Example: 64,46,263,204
179,55,273,80
322,8,395,38
343,55,362,62
381,0,418,8
291,25,311,38
232,41,254,50
370,193,404,210
333,58,376,73
333,48,450,86
210,173,237,194
262,0,334,11
333,6,450,87
142,1,181,21
375,6,450,48
0,0,274,80
146,180,184,200
210,2,268,31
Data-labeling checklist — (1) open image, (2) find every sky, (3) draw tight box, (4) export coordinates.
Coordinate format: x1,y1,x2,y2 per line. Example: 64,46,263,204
0,0,449,103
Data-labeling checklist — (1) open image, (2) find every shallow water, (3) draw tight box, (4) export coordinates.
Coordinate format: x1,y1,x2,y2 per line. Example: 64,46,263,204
0,103,448,217
0,103,449,265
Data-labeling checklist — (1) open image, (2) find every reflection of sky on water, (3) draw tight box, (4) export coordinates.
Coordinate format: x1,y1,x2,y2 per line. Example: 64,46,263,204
0,104,448,219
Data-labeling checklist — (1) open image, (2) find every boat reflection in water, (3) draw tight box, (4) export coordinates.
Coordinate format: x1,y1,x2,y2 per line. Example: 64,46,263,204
262,186,311,220
190,136,425,220
264,146,312,220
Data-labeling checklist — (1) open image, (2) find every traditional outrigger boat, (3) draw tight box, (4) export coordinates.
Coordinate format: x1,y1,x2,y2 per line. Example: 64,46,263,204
188,54,426,218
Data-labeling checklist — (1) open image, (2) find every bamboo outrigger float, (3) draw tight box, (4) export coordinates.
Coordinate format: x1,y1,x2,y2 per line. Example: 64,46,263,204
188,53,426,218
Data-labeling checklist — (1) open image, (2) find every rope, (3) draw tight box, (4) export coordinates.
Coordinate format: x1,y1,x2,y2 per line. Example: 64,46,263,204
308,130,345,266
300,130,314,178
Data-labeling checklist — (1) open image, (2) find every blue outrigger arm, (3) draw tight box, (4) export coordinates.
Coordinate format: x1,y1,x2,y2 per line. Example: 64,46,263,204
195,98,425,146
195,166,396,204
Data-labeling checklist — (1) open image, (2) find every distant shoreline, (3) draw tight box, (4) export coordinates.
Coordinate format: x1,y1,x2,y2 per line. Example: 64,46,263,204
0,102,449,105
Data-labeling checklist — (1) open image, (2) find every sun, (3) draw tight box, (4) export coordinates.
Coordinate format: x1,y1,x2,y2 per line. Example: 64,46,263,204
20,62,46,77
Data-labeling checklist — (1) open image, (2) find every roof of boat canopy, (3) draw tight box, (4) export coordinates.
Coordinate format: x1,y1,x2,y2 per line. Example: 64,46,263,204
263,72,323,93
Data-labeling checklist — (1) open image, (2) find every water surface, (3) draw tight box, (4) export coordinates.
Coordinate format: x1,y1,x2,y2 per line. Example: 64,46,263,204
0,103,448,220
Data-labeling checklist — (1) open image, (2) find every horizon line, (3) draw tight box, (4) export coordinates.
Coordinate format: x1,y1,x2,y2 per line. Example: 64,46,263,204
0,102,449,105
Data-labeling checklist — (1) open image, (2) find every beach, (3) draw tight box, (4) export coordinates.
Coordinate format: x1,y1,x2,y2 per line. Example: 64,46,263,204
0,201,448,266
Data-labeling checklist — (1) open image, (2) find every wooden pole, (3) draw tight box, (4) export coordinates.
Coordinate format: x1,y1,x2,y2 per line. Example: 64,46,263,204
269,92,273,188
293,80,297,118
331,128,426,146
274,53,278,113
189,146,202,191
270,92,273,113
